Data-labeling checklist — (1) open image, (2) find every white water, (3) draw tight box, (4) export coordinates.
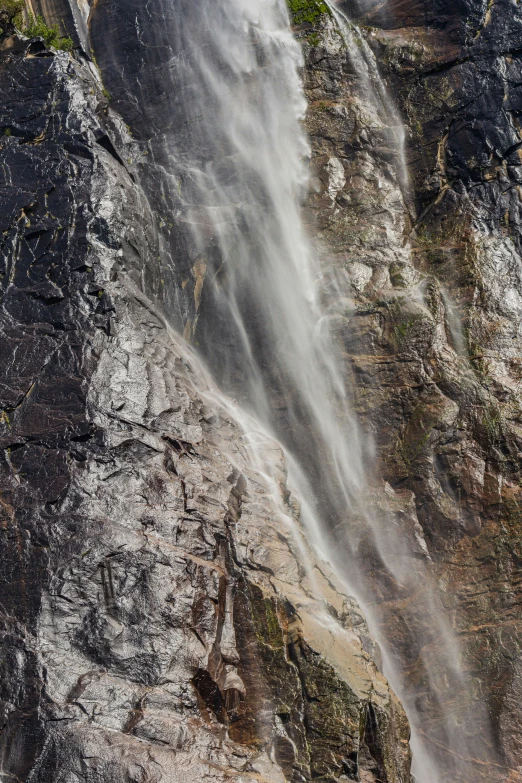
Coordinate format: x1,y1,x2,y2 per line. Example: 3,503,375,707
326,0,410,195
155,1,496,780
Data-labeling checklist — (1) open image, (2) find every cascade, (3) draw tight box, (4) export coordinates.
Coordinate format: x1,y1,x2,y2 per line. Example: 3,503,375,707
324,0,409,196
119,0,498,780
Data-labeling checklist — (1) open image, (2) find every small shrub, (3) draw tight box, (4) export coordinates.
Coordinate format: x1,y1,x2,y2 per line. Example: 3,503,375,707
0,0,24,36
306,32,320,46
23,14,74,51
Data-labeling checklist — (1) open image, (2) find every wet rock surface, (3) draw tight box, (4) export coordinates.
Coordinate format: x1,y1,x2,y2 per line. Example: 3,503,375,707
294,1,522,780
0,34,410,783
4,0,522,779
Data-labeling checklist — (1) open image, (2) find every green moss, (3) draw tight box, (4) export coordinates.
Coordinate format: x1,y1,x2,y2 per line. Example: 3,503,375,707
23,15,73,51
251,592,285,650
393,318,415,347
386,299,418,351
398,402,438,468
287,0,331,26
480,405,503,446
306,32,320,46
399,429,431,470
90,53,112,104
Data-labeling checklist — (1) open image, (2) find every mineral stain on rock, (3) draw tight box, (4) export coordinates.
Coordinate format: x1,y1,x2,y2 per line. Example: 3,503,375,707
1,0,522,781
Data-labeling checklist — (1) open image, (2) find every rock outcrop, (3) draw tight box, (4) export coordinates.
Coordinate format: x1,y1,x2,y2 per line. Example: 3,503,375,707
0,32,410,783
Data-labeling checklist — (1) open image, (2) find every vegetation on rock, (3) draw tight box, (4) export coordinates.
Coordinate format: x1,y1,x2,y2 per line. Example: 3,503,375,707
0,0,23,35
23,15,73,50
0,1,73,50
287,0,331,26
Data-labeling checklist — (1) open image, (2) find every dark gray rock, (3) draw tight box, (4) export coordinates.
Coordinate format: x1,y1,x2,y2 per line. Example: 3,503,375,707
0,32,411,783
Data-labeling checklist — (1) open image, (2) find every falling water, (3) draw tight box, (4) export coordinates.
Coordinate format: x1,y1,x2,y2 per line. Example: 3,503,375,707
119,0,499,780
324,0,410,196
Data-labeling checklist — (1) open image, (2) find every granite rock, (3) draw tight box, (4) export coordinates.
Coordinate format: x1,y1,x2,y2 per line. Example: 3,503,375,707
0,33,410,783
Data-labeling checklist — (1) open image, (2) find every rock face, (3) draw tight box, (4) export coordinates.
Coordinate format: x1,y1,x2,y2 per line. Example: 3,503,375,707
0,33,410,783
4,0,522,779
291,1,522,780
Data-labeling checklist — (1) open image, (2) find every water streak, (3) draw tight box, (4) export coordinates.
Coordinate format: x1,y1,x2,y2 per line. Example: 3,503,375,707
138,1,496,780
325,0,409,195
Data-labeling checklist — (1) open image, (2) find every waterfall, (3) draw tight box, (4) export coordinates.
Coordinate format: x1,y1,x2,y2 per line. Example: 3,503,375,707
130,0,497,780
324,1,410,197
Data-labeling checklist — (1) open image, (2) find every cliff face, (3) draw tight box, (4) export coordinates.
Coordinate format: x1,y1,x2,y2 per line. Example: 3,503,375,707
374,7,522,778
4,0,522,780
294,1,522,780
0,33,410,783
